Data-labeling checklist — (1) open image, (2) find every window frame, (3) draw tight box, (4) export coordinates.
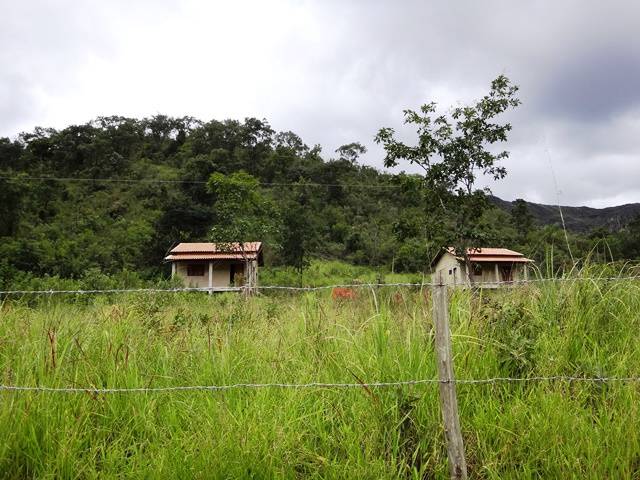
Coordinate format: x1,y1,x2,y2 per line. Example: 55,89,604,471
187,263,206,277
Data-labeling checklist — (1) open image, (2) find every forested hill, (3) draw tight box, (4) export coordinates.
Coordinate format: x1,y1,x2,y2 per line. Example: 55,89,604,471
1,115,639,283
490,197,640,233
0,116,409,279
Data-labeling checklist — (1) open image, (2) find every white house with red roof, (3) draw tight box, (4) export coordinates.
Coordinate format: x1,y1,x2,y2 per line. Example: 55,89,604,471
431,247,533,287
164,242,263,292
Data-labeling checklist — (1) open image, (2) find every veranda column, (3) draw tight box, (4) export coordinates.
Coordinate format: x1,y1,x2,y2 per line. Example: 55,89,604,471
494,264,499,285
251,260,257,288
244,260,257,295
208,262,213,294
171,262,176,278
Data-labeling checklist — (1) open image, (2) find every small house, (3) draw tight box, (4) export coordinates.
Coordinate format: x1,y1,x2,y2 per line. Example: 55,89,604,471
165,242,263,292
431,247,533,287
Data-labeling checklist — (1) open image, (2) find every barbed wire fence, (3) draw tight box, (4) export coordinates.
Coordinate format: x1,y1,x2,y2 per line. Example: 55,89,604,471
2,376,640,394
3,271,640,477
1,275,640,296
2,156,639,477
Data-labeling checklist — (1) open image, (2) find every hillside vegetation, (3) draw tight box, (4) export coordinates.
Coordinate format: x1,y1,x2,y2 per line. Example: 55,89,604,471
1,269,639,478
1,116,640,288
491,196,640,233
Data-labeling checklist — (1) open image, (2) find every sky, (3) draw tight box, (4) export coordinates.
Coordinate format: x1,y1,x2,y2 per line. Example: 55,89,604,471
1,0,639,208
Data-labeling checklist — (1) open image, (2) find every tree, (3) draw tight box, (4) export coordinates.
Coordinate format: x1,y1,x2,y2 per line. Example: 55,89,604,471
375,75,521,281
0,176,23,236
279,179,320,285
616,214,640,260
207,171,279,247
335,142,366,164
511,198,534,240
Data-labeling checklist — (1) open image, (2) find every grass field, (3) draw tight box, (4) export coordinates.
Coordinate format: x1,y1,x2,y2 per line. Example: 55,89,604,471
1,270,640,478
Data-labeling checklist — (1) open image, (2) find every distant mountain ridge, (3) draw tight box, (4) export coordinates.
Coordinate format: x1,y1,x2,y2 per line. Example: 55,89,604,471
491,197,640,233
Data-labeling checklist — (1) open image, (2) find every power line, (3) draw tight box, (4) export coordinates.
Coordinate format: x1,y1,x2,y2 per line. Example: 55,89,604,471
1,376,639,394
0,175,403,189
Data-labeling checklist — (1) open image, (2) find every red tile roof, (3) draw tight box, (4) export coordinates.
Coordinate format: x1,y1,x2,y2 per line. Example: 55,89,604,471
164,242,262,262
453,247,522,256
467,255,531,263
432,247,533,266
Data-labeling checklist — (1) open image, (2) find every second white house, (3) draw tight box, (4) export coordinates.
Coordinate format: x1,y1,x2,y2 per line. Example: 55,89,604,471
431,247,533,287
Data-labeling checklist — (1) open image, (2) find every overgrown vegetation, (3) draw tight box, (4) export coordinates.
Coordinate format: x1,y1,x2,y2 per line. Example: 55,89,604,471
2,106,640,288
0,260,419,295
376,75,521,275
1,266,639,478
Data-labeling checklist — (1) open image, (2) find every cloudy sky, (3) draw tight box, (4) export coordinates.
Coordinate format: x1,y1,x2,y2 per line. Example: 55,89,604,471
2,1,639,207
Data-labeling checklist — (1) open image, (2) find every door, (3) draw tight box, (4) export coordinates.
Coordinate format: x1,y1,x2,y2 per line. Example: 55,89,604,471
499,265,513,282
229,263,244,286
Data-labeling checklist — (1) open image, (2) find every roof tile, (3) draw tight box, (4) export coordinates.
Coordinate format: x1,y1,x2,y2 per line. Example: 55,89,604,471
165,242,262,261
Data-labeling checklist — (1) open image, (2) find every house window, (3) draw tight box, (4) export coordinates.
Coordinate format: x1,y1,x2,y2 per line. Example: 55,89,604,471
448,269,452,275
187,264,206,276
472,263,483,276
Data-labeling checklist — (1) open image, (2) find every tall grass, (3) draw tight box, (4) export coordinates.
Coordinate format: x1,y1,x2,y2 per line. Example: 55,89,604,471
1,270,639,478
260,259,425,287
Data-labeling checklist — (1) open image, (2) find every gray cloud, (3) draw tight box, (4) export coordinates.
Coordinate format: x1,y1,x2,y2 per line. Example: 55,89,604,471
1,0,639,207
538,45,640,121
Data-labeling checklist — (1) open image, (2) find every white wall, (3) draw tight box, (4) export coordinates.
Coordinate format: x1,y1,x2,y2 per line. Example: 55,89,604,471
473,263,498,283
434,252,467,286
433,253,530,287
175,262,231,288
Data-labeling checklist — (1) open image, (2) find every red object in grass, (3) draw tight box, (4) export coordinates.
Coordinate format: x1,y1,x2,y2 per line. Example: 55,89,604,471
331,287,357,300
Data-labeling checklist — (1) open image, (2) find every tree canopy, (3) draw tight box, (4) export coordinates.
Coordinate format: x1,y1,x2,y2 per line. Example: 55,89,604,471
376,75,522,279
0,109,638,287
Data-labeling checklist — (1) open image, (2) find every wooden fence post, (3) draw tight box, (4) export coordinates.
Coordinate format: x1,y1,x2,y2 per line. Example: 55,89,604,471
433,271,468,479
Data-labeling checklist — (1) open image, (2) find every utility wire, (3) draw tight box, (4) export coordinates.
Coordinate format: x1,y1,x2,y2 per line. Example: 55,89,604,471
0,175,403,189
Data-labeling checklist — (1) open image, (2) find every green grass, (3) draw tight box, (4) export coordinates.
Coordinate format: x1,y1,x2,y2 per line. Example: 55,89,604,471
260,259,426,287
1,271,640,478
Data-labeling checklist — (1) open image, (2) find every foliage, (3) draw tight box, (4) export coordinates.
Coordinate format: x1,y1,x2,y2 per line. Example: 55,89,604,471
1,270,640,477
259,259,423,287
0,117,402,279
511,198,534,240
278,179,322,283
375,75,521,276
207,171,279,247
1,113,640,285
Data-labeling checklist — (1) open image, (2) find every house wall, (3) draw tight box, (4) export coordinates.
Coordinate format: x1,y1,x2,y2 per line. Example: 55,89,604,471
175,261,232,288
473,263,499,284
172,260,260,289
434,252,467,286
467,262,530,286
494,263,528,283
434,253,529,287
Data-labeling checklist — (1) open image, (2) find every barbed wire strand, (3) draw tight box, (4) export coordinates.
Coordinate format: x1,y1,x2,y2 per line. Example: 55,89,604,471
1,376,639,394
2,276,640,296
